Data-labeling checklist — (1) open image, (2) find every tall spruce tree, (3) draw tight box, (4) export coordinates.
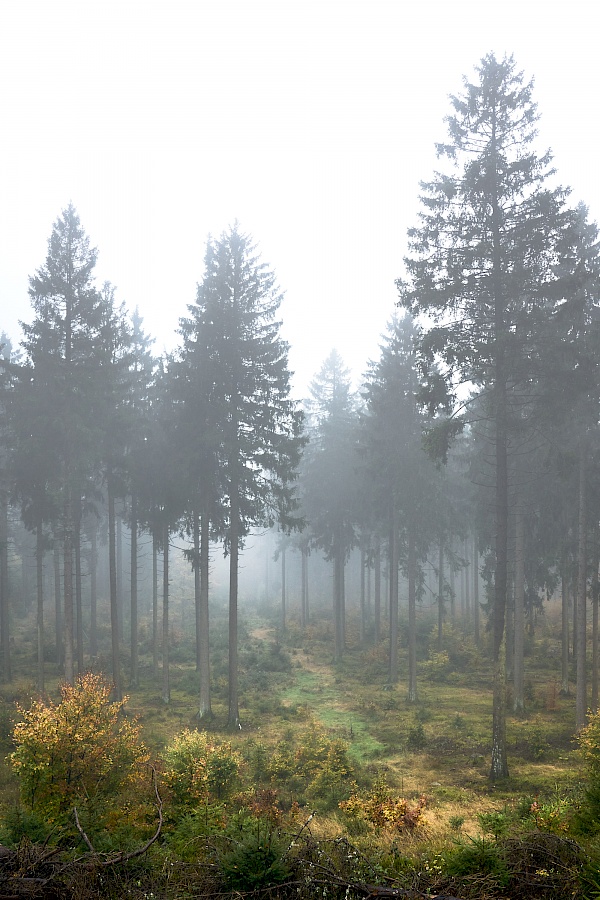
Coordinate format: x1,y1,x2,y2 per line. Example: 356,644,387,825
22,204,105,684
302,350,358,660
191,225,303,727
398,54,579,779
361,313,442,695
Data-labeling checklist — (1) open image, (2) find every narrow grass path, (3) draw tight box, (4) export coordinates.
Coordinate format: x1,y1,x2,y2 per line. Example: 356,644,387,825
252,627,386,764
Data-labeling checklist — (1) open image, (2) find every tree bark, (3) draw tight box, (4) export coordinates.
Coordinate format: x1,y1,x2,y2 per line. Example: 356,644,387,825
75,498,83,674
162,521,170,704
301,547,308,628
514,502,525,712
407,525,418,703
108,474,122,701
90,519,98,659
130,494,139,688
198,505,211,718
281,546,286,632
228,478,240,727
437,539,444,651
152,530,159,679
63,490,74,685
54,540,63,669
360,544,366,644
116,512,123,641
561,547,570,695
374,538,381,645
0,478,10,682
473,533,480,647
388,505,399,683
576,438,588,730
36,520,44,693
592,526,599,713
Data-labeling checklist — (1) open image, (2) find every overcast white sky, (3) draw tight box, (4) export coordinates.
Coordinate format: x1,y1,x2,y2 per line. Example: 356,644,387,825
1,0,599,396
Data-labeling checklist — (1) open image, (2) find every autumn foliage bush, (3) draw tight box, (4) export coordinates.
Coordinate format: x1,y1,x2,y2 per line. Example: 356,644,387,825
339,778,426,832
160,728,242,806
10,672,149,824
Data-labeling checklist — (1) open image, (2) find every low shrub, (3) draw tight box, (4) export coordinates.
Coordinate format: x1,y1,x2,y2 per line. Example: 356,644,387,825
161,729,241,806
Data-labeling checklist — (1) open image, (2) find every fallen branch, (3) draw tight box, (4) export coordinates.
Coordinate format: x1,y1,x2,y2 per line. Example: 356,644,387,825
72,766,163,867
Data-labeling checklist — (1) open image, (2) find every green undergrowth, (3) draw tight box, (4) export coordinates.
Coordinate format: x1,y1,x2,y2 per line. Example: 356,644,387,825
0,602,599,898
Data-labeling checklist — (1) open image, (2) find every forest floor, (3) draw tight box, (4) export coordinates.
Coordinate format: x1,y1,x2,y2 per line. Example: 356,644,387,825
250,617,584,838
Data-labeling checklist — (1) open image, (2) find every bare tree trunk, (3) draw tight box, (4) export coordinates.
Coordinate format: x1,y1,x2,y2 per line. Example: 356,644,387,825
449,540,456,622
108,475,122,701
116,512,123,641
301,547,308,628
130,494,139,688
162,521,170,705
63,490,74,685
374,538,381,644
54,540,63,669
333,539,345,661
473,533,480,647
561,548,570,695
152,531,159,678
592,527,599,713
437,539,444,652
228,483,240,727
360,545,366,644
90,519,98,659
389,505,399,683
194,515,201,672
281,546,286,632
514,502,525,712
199,506,211,718
36,520,44,693
0,479,10,682
407,525,418,703
75,498,83,674
576,438,588,730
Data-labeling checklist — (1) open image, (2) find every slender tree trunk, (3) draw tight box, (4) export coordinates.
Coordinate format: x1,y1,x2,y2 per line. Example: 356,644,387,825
228,483,240,727
374,538,381,644
281,546,286,632
407,525,418,703
63,489,74,685
199,506,211,718
162,521,170,705
194,515,201,672
573,570,578,661
36,520,44,693
561,548,570,695
576,438,588,730
54,541,62,669
514,502,525,712
437,539,444,652
108,475,122,700
90,519,98,659
473,533,480,647
333,537,345,661
75,498,83,674
116,512,123,641
449,541,456,621
592,527,599,713
360,545,366,644
389,505,399,683
301,547,308,627
130,494,139,688
0,480,9,682
464,538,471,625
152,531,159,678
